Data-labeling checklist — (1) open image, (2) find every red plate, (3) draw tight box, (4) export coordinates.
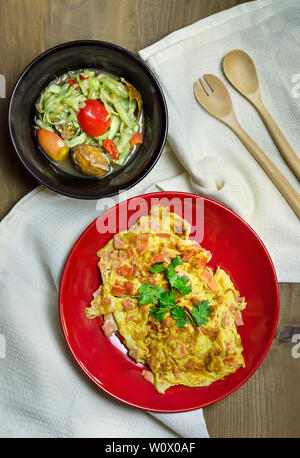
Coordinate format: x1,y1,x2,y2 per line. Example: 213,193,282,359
59,192,279,412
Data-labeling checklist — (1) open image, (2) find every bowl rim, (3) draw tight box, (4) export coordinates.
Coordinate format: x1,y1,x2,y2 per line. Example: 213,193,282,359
8,39,168,199
58,190,280,412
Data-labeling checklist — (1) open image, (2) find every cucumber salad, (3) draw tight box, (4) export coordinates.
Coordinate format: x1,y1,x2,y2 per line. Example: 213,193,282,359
35,69,143,178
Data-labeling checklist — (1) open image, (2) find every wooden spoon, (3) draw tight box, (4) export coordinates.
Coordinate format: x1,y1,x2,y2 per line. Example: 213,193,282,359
223,49,300,181
193,74,300,219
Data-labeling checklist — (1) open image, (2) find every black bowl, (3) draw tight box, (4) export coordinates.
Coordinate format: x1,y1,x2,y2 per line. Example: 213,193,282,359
8,40,168,199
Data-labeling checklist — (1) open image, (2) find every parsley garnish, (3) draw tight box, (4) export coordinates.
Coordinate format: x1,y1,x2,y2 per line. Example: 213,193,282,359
149,263,166,274
191,300,212,327
150,256,192,296
136,256,212,328
138,282,165,305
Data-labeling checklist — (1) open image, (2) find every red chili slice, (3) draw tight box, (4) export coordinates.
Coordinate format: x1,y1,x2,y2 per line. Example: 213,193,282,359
103,139,119,160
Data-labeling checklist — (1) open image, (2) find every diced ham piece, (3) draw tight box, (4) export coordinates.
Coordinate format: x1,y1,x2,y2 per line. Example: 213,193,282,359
185,359,195,370
110,250,119,260
179,345,186,357
116,264,134,279
151,254,165,264
136,243,148,255
173,366,181,378
224,358,236,368
201,268,212,283
127,247,135,258
119,251,127,263
113,235,125,249
163,316,173,328
102,296,111,305
142,370,154,384
150,219,160,232
157,233,171,239
197,256,207,268
124,281,134,295
182,250,194,262
111,283,125,297
93,285,102,298
102,315,117,337
222,312,231,328
122,297,134,310
139,234,150,243
126,313,135,322
130,348,138,360
234,310,244,326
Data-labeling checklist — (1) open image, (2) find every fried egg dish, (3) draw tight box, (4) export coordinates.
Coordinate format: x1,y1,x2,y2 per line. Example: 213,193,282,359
85,205,246,394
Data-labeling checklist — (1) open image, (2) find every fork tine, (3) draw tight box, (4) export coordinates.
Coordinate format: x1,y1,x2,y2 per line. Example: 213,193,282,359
198,77,212,96
203,75,214,93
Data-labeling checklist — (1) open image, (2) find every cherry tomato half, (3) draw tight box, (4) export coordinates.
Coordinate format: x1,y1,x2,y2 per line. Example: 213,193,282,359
77,100,111,138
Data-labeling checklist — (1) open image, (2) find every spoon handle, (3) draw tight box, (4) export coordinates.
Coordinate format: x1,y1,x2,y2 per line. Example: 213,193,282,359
254,102,300,181
228,121,300,219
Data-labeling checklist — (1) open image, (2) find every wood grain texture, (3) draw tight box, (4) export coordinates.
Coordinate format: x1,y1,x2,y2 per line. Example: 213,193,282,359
204,283,300,437
0,0,299,438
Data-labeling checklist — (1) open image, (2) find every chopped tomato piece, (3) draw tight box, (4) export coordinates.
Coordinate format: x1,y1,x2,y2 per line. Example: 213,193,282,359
68,79,77,85
130,133,143,148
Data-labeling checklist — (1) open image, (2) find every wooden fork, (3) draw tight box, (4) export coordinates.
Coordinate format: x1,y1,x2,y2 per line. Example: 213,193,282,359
193,74,300,219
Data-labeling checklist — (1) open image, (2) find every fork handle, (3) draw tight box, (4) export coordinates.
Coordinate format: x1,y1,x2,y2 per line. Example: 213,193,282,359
254,102,300,181
230,122,300,219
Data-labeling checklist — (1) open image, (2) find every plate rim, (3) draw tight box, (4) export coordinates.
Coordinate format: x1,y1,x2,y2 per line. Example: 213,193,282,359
58,191,280,412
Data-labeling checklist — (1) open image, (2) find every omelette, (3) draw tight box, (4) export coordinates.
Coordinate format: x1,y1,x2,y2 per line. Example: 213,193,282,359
85,205,246,394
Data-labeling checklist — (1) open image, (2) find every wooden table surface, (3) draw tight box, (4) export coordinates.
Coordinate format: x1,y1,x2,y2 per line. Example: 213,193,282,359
0,0,299,438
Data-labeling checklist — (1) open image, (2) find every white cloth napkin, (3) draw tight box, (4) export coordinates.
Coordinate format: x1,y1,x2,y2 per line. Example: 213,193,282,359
0,149,209,438
140,0,300,282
